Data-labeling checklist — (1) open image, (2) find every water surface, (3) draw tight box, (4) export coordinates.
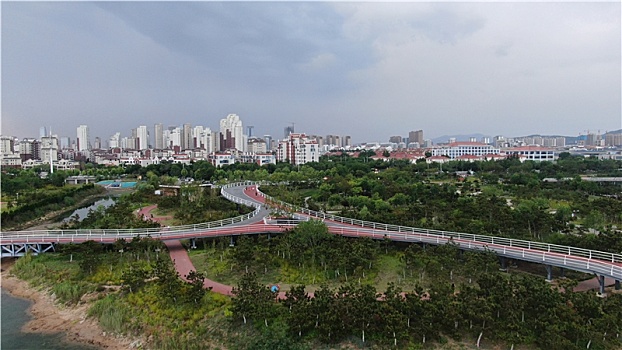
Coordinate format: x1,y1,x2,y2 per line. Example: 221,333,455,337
1,288,97,350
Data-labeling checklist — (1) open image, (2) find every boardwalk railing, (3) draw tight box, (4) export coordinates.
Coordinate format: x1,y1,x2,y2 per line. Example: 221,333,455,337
0,183,262,243
2,181,621,280
255,183,622,265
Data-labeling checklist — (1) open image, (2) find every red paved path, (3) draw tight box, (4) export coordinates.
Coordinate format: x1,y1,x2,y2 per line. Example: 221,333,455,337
159,185,618,298
163,186,289,298
573,276,617,292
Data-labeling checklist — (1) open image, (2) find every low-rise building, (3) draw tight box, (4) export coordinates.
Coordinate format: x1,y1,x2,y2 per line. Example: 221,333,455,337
503,146,556,162
431,142,501,159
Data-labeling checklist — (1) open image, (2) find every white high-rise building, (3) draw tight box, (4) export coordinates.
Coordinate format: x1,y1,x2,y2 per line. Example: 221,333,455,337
76,125,90,151
169,128,182,148
109,133,120,149
220,114,245,152
154,123,164,149
137,125,149,150
200,129,219,153
40,136,58,164
0,136,15,154
193,126,204,149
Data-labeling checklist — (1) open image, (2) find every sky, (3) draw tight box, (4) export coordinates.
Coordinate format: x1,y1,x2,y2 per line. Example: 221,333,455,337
2,1,621,144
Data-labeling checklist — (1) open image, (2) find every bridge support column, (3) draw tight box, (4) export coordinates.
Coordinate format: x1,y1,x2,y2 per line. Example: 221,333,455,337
615,280,621,291
559,267,565,278
499,257,507,272
230,236,235,247
598,275,606,296
190,239,196,249
545,265,553,282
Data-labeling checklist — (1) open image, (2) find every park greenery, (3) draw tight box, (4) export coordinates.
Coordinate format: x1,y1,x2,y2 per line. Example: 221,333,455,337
3,153,622,349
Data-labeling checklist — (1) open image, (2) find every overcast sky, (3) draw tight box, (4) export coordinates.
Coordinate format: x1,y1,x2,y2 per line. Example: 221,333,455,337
2,1,620,144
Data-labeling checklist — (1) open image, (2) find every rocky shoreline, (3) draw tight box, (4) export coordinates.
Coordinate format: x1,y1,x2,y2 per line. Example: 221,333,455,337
1,259,143,350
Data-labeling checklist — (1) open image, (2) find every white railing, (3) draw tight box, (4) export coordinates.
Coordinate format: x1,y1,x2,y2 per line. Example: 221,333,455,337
0,183,262,242
2,181,621,280
255,183,622,265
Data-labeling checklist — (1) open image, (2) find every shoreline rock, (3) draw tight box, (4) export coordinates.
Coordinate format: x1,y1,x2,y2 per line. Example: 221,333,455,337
1,258,143,349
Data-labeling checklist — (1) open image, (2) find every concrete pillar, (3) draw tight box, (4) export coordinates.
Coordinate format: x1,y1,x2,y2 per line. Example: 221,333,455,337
190,238,196,249
615,280,621,291
559,267,565,278
230,236,235,247
545,265,553,282
598,275,606,295
499,257,508,271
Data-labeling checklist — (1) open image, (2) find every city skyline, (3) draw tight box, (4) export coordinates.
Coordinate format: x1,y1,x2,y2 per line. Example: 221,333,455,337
2,2,620,141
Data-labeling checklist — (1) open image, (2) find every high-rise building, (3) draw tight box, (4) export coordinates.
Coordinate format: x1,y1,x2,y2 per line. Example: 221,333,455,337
605,132,622,146
0,136,15,154
76,125,90,151
94,137,102,149
169,128,182,148
109,133,120,149
264,135,273,151
344,136,352,148
389,136,402,143
220,114,245,151
408,130,424,145
137,125,149,150
284,125,295,138
199,129,219,153
325,134,341,148
277,133,319,165
39,127,47,139
40,135,58,164
59,137,71,149
183,123,193,150
19,138,39,161
154,123,164,149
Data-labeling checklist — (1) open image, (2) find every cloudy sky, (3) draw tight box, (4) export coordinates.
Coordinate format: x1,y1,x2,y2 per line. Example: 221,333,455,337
2,1,620,144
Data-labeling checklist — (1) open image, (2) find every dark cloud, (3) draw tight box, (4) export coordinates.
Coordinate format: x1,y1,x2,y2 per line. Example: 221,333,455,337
1,2,619,142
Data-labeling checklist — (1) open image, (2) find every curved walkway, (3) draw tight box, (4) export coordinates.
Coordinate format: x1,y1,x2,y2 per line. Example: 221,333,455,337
163,184,620,298
165,186,288,298
136,205,173,225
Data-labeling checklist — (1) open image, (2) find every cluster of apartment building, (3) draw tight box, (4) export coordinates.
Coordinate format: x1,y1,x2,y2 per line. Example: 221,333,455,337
0,114,354,169
2,119,621,170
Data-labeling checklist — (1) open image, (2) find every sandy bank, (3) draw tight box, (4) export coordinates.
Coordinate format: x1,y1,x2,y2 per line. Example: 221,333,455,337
1,258,143,349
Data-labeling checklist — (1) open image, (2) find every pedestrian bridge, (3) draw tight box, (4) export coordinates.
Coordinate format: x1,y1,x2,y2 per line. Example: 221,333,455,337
1,181,621,292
